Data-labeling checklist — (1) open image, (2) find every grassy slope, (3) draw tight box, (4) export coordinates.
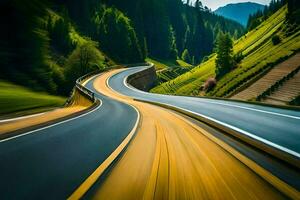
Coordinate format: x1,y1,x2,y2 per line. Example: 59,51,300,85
151,6,300,97
145,57,175,70
0,10,110,117
146,57,194,84
0,81,65,116
151,54,215,95
176,60,192,68
157,67,192,84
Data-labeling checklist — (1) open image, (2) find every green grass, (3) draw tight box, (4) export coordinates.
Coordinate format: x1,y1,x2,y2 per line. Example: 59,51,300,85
176,59,192,68
151,54,215,94
145,57,177,70
157,66,192,84
146,57,194,86
151,6,300,97
0,81,66,116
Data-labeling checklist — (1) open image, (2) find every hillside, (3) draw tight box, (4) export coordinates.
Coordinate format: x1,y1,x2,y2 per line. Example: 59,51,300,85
0,1,112,97
0,81,65,116
231,53,300,102
151,5,300,104
215,2,265,26
263,66,300,105
0,0,244,97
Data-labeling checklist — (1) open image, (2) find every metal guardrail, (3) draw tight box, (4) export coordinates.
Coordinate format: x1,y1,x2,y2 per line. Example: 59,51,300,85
65,63,152,105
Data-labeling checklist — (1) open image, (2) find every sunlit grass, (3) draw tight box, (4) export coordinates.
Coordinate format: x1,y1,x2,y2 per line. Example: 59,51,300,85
176,59,192,67
0,81,65,115
146,57,177,70
151,54,216,94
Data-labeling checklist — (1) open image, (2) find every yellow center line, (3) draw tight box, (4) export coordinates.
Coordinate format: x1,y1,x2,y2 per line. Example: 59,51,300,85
68,106,141,200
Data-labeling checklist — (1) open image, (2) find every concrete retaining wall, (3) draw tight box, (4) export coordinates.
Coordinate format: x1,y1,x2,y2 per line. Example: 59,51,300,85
127,66,157,91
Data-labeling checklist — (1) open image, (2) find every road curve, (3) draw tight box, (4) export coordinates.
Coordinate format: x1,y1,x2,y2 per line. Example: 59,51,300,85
0,75,139,199
1,66,299,199
108,66,300,161
86,69,292,200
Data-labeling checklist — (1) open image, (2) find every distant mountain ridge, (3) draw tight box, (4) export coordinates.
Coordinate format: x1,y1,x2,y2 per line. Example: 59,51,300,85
214,2,265,26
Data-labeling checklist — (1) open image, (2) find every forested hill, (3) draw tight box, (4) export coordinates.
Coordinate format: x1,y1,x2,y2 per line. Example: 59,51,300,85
0,0,244,96
151,0,300,101
54,0,244,63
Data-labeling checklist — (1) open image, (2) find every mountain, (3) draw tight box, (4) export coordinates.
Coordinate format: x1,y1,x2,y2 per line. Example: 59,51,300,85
214,2,265,26
151,3,300,105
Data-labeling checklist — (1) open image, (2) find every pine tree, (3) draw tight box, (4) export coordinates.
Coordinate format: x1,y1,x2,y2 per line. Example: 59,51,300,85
215,32,234,79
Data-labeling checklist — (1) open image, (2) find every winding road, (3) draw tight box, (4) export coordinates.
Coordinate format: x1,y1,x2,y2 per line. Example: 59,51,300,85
0,66,299,199
0,75,138,199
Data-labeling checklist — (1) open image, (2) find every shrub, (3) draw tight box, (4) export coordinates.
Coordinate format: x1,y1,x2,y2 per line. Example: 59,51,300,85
290,95,300,106
203,78,217,92
272,35,281,45
233,52,244,64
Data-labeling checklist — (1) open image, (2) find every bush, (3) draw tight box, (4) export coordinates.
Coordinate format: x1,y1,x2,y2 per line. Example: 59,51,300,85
272,35,281,45
290,95,300,106
203,78,217,92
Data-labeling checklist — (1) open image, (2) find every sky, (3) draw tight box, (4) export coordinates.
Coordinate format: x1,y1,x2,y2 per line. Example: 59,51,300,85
196,0,270,11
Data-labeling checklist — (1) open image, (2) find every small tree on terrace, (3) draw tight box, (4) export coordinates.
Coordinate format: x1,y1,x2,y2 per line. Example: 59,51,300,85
181,49,191,63
215,32,234,79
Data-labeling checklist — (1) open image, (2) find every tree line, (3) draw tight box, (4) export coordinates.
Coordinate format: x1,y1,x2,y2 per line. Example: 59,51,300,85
0,0,244,96
246,0,299,31
214,0,299,86
52,0,244,64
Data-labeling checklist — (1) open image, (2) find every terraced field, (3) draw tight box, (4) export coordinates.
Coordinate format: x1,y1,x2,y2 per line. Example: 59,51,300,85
263,69,300,105
176,59,192,67
157,66,192,84
232,53,300,101
151,55,215,95
151,6,300,99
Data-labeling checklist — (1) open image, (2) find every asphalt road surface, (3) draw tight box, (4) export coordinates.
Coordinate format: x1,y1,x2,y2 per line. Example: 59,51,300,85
1,67,299,200
108,66,300,161
0,75,138,199
87,70,298,200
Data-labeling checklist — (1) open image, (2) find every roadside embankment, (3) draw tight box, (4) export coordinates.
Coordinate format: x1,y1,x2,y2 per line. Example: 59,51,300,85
127,65,157,91
0,76,97,138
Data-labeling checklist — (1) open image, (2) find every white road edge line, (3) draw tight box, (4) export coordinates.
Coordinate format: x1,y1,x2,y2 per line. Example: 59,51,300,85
107,67,300,159
0,72,103,143
0,100,103,143
122,67,300,120
156,102,300,159
0,112,46,123
195,100,300,120
0,73,98,124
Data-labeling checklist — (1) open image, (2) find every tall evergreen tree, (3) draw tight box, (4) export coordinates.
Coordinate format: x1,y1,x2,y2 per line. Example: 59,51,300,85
215,32,234,79
95,7,143,63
